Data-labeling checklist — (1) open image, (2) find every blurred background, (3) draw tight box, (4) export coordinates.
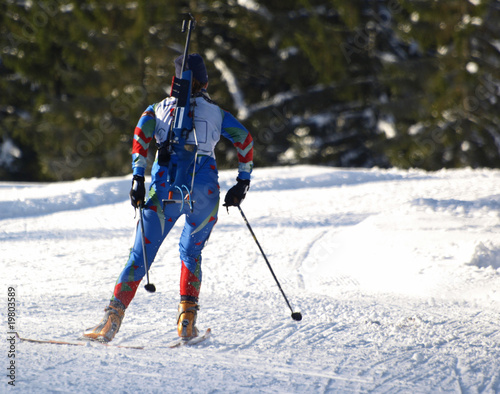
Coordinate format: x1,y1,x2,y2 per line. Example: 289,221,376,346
1,0,499,181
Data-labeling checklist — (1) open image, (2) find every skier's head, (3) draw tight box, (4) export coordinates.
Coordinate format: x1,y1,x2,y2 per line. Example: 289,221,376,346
175,53,208,88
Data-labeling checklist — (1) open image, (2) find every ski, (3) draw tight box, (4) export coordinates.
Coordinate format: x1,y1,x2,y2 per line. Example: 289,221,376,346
15,332,144,349
167,328,211,348
15,329,211,349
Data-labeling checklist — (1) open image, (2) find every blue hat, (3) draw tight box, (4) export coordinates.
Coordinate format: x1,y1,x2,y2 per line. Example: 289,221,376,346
175,53,208,84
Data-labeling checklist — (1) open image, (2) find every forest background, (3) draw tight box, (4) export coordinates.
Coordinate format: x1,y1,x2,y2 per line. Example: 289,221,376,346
1,0,500,181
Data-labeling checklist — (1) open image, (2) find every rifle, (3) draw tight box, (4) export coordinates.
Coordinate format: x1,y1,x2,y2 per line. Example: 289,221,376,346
163,14,198,212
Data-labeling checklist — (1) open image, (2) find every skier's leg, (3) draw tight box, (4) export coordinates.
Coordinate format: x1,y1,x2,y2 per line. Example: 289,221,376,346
83,188,180,342
112,189,180,308
179,170,220,301
177,166,220,338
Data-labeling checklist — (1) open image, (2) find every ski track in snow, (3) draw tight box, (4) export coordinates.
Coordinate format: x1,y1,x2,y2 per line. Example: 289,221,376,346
2,165,500,393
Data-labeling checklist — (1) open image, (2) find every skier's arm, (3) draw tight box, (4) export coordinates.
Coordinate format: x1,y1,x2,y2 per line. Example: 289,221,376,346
220,110,254,180
221,110,253,207
132,104,156,177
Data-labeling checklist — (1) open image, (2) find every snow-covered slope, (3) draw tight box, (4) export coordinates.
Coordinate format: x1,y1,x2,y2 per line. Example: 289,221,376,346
2,165,500,393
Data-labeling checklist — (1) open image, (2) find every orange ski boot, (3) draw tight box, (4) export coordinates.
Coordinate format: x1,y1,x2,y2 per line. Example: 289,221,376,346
177,301,199,339
83,301,125,342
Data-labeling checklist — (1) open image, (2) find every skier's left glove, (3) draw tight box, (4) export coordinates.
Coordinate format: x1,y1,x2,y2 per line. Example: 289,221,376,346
129,175,146,208
223,178,250,208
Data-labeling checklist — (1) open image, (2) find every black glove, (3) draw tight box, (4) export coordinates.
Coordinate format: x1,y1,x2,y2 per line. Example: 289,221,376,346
129,175,145,208
224,178,250,207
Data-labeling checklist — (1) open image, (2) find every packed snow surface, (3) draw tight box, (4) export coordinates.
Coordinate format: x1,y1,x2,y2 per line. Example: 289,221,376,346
2,165,500,393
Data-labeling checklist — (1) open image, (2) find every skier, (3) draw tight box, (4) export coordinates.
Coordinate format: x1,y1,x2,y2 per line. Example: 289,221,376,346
83,53,253,342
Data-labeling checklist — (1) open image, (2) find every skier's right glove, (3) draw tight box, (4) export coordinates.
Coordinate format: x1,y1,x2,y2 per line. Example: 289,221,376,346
129,175,145,208
223,178,250,208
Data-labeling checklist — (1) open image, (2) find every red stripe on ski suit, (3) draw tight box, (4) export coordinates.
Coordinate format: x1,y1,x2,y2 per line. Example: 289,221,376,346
180,260,201,299
234,133,254,163
112,280,141,308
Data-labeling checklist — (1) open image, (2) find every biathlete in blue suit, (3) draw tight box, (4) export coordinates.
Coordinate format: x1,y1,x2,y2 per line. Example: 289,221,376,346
84,53,254,342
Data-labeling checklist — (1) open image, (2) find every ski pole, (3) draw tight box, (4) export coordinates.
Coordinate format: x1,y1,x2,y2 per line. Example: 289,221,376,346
138,204,156,293
237,205,302,321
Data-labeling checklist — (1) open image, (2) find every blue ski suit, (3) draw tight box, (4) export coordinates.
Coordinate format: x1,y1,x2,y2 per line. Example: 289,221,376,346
112,92,253,307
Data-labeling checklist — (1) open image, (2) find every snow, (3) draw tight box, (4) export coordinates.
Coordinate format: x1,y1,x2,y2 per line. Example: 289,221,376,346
236,0,272,20
205,49,248,120
2,165,500,393
0,137,22,167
